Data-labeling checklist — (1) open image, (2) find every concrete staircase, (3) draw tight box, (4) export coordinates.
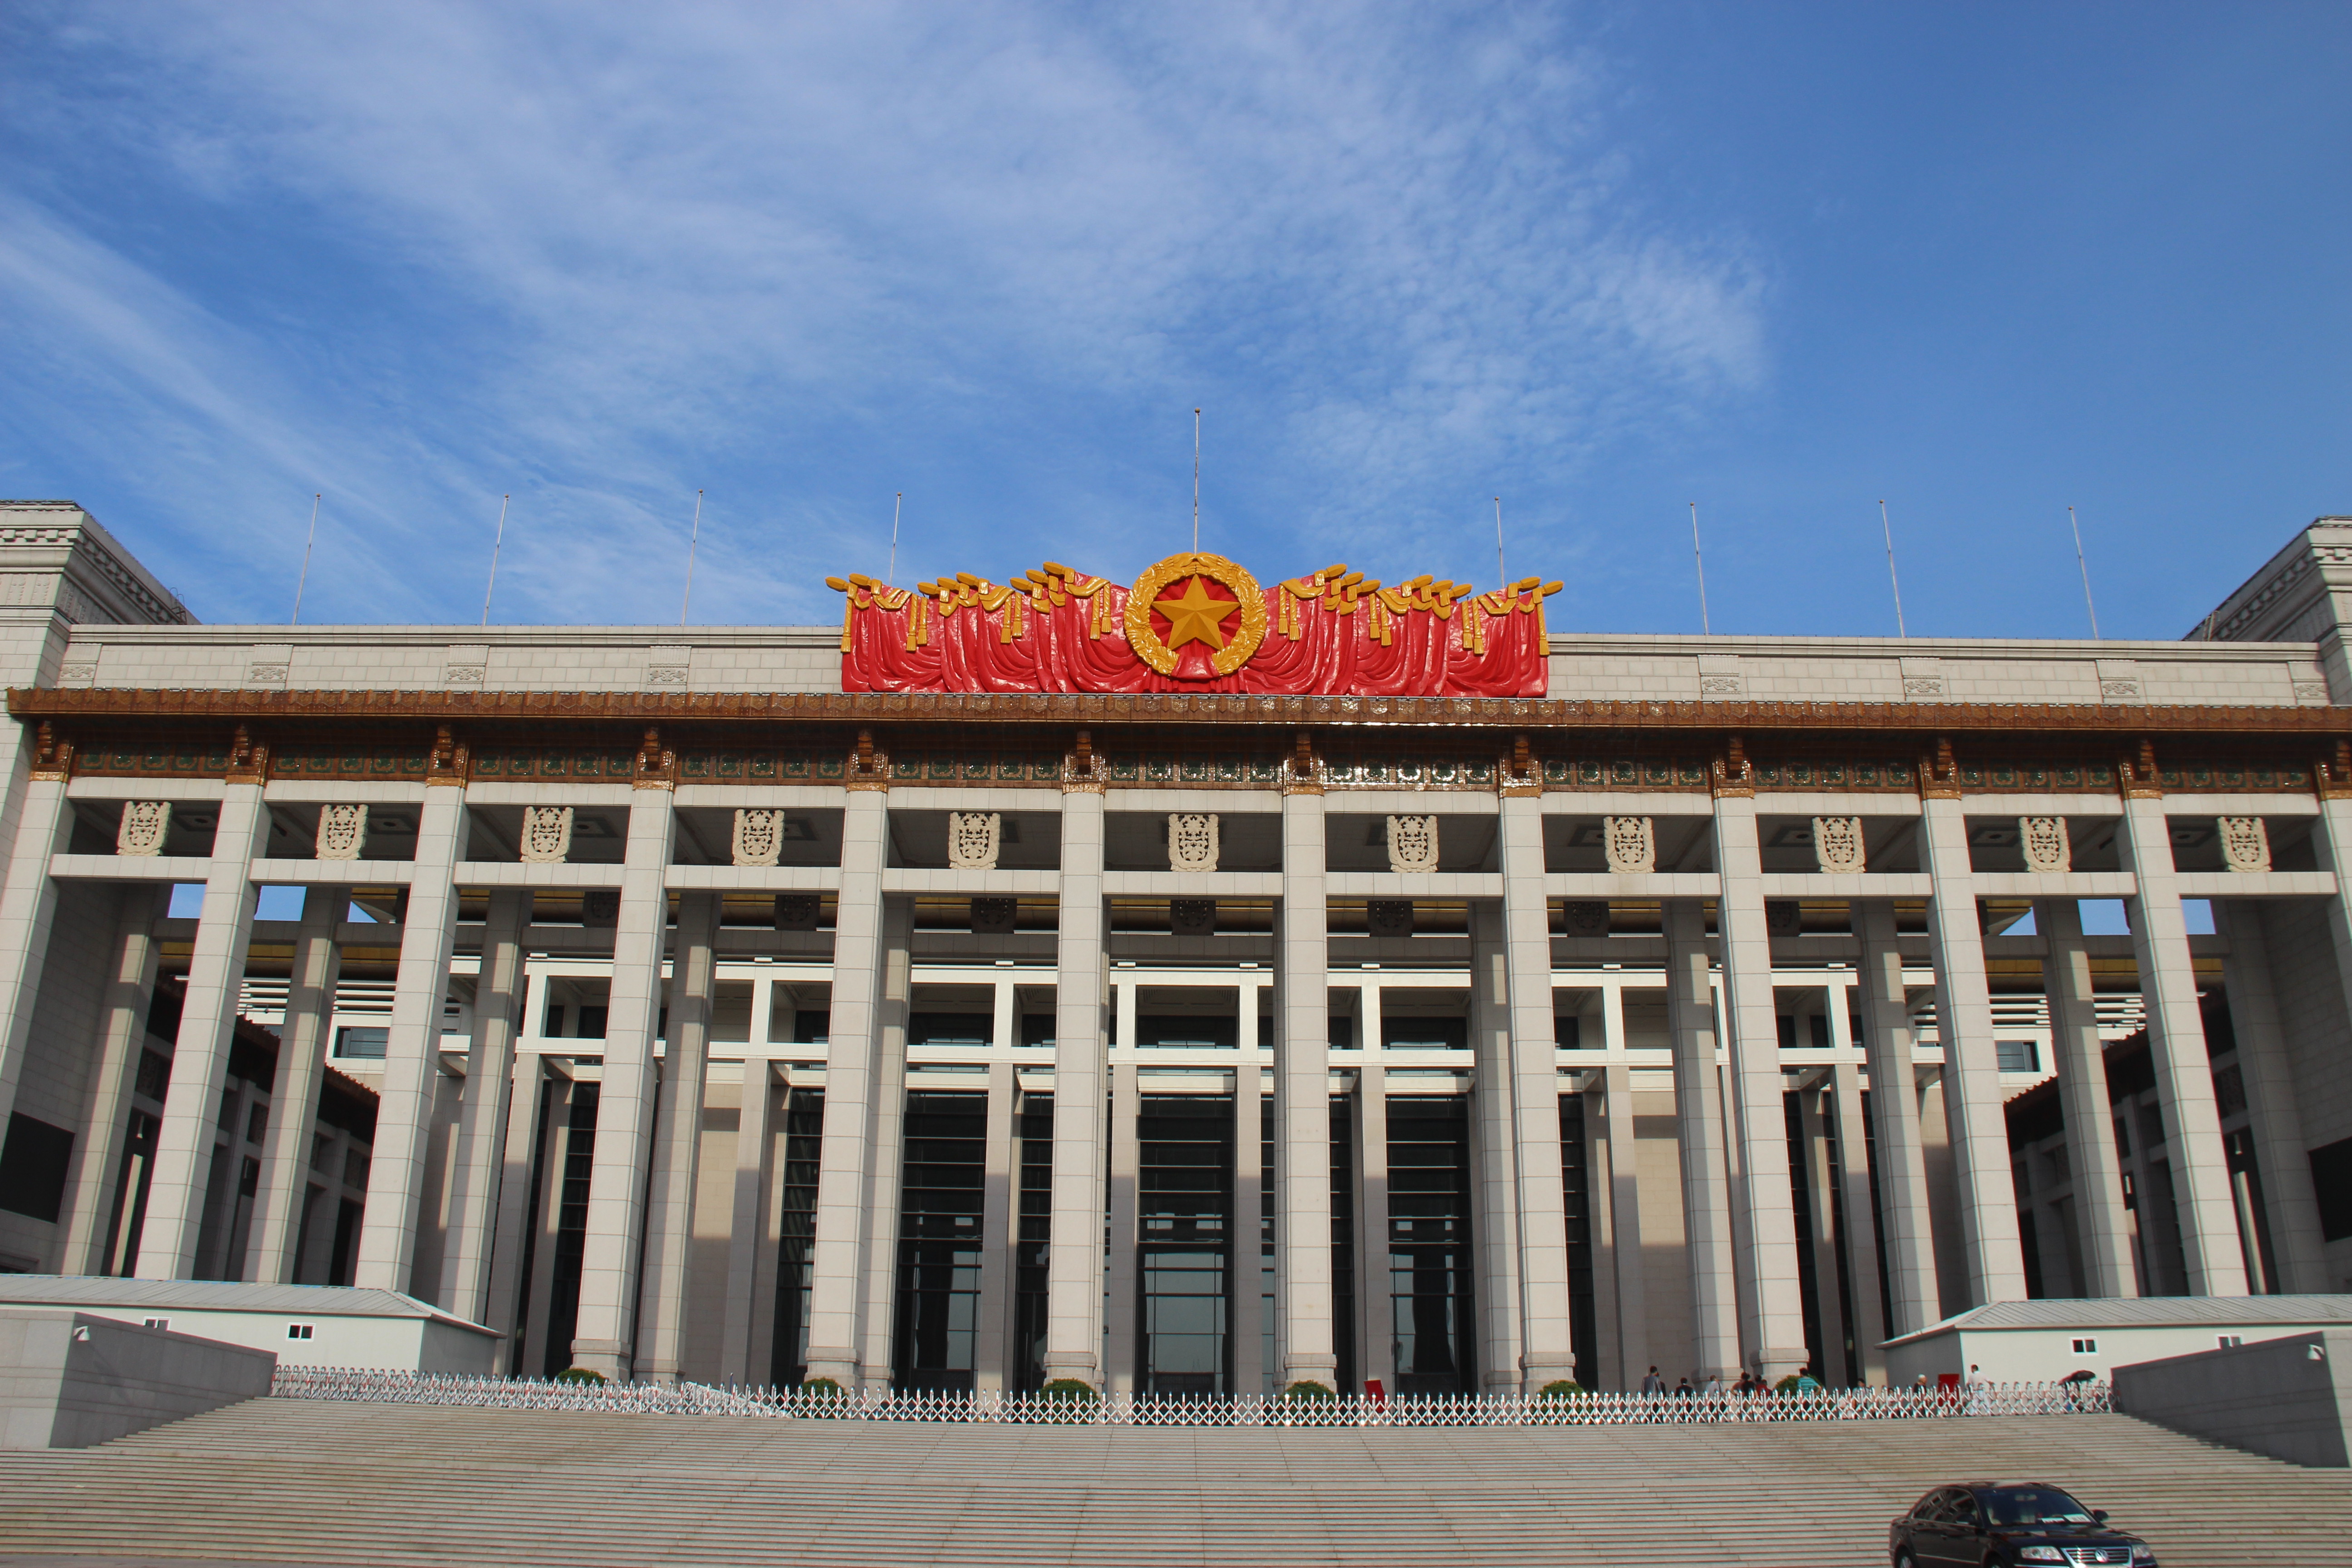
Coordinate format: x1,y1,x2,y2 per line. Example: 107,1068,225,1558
3,1398,2348,1567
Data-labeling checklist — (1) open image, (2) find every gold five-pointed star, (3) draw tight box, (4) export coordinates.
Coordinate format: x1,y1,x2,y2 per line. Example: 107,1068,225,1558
1154,575,1241,651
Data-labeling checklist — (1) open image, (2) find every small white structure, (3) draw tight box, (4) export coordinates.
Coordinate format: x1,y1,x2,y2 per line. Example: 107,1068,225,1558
0,1278,500,1375
1883,1294,2352,1387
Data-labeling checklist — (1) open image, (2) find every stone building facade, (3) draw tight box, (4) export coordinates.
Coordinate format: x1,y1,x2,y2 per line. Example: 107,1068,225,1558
0,498,2348,1394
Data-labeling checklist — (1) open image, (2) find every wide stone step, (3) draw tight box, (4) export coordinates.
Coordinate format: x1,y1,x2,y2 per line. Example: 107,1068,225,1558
2,1399,2346,1567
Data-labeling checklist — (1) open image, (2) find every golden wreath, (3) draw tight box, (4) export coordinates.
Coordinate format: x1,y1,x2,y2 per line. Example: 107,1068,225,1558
1122,552,1268,677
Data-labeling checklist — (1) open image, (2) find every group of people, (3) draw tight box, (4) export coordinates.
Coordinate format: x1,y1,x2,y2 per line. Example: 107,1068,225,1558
1635,1366,1825,1398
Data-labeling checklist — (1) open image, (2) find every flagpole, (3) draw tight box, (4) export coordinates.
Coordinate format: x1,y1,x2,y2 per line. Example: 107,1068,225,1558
480,493,510,627
2068,505,2100,639
680,489,704,625
1689,502,1711,634
1879,499,1907,638
290,493,320,624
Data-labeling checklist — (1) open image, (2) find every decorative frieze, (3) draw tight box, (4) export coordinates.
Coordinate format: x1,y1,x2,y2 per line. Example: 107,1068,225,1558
1386,815,1439,873
1602,816,1655,875
970,897,1017,936
733,808,785,867
581,890,620,928
116,800,170,857
1170,898,1216,936
1811,816,1865,873
2019,816,2070,874
947,811,1003,872
1766,900,1802,938
520,806,574,864
1367,899,1414,938
2217,816,2270,873
1168,813,1220,873
315,804,368,861
1562,901,1609,938
774,894,820,932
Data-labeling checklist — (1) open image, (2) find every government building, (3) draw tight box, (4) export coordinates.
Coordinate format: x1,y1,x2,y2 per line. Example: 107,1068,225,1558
0,498,2347,1398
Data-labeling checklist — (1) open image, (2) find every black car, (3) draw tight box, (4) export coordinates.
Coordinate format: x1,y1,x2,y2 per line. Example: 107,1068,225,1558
1890,1481,2155,1567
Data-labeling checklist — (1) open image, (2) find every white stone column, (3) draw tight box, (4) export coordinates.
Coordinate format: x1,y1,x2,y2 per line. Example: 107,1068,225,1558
1796,1081,1846,1378
636,891,718,1382
1498,794,1578,1390
0,773,74,1139
1826,1061,1886,1384
57,883,163,1275
1275,786,1335,1391
246,884,342,1283
719,1059,779,1384
1102,1059,1142,1392
1229,1048,1264,1397
2116,794,2247,1296
1354,1049,1391,1394
2213,900,2331,1293
1707,793,1810,1382
437,888,528,1323
481,1050,546,1368
1852,900,1939,1335
802,788,890,1387
2035,898,2136,1298
1468,902,1522,1390
137,783,268,1279
567,785,679,1378
1663,899,1740,1383
1600,1059,1647,1389
974,1058,1017,1391
854,897,913,1389
1043,786,1106,1388
1914,795,2030,1308
348,783,467,1292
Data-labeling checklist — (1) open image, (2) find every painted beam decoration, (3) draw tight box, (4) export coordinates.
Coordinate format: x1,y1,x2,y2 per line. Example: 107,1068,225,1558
827,551,1562,696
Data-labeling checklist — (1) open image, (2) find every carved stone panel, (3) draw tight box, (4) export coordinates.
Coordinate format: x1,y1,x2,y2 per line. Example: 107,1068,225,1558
1168,813,1220,873
116,800,170,858
733,808,784,867
970,897,1018,936
1170,898,1216,937
1603,816,1655,875
520,805,574,864
581,890,620,928
947,811,1003,872
316,804,368,862
2218,816,2271,873
1562,900,1610,938
774,894,820,932
2019,816,2070,875
1367,899,1415,938
1386,815,1439,874
1812,816,1865,874
1765,900,1802,938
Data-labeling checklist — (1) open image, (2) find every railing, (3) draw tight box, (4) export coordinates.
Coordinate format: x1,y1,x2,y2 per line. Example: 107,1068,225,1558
270,1367,2112,1425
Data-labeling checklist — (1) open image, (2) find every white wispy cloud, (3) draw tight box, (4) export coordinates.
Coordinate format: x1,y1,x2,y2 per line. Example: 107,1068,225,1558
0,0,1766,624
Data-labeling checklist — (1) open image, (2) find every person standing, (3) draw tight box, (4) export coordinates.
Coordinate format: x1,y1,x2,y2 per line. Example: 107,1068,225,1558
1641,1366,1667,1396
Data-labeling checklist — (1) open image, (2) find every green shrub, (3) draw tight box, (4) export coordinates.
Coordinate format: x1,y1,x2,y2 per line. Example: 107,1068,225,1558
1039,1378,1100,1402
1283,1380,1336,1400
554,1367,606,1384
799,1377,845,1397
1536,1379,1584,1398
1774,1373,1803,1393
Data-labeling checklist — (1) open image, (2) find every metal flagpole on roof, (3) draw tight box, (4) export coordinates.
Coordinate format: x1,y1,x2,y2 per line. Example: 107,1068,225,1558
290,493,320,625
1879,499,1908,638
480,493,510,627
1689,502,1711,635
2068,505,2101,639
1192,409,1201,553
887,491,902,585
1494,496,1505,588
680,489,704,625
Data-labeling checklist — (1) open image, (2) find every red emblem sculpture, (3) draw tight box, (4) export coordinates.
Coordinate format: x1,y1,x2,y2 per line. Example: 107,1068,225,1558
828,552,1558,697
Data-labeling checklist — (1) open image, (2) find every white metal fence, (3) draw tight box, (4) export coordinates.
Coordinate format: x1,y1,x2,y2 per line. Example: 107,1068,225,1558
270,1367,2111,1425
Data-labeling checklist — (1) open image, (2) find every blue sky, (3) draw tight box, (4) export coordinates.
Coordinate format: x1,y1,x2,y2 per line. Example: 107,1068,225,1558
2,2,2346,638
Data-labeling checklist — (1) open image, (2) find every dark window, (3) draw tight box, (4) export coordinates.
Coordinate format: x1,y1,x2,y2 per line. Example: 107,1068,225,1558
893,1091,986,1391
1387,1095,1473,1395
1137,1096,1232,1395
1012,1094,1053,1390
540,1084,600,1377
1996,1040,2040,1073
769,1089,825,1385
1329,1095,1356,1393
1558,1096,1597,1383
1555,1014,1582,1049
336,1027,388,1060
574,1006,608,1039
1136,1015,1235,1050
2311,1137,2352,1242
133,1049,171,1103
1381,1016,1466,1051
908,1013,991,1047
0,1112,75,1222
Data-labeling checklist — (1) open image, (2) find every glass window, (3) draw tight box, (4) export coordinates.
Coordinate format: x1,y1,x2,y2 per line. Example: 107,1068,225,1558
892,1091,985,1391
1137,1096,1233,1395
1983,1488,2092,1526
1387,1095,1475,1396
1996,1040,2040,1073
335,1027,388,1060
